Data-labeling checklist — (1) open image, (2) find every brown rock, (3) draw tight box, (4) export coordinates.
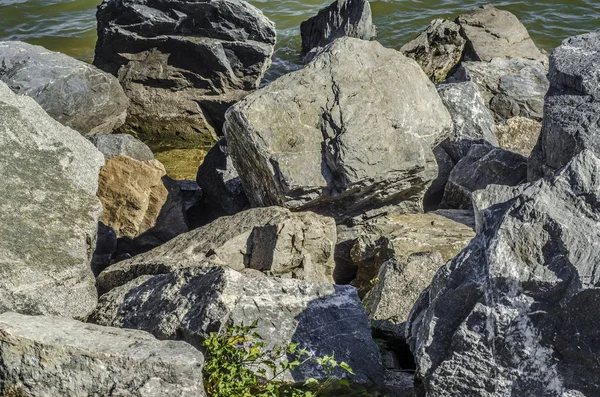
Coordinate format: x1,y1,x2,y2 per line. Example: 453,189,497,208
496,116,542,156
97,156,168,239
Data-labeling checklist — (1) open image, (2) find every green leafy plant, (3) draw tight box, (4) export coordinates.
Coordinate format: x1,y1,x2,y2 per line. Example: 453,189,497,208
202,320,368,397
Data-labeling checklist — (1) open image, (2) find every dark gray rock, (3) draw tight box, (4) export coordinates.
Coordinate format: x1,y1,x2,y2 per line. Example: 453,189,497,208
90,266,383,387
300,0,376,55
91,222,118,276
94,0,276,151
0,82,103,318
407,149,600,397
0,41,128,136
91,133,154,161
196,138,249,216
401,19,466,84
425,146,456,209
0,312,205,397
225,37,452,221
529,30,600,181
441,144,527,209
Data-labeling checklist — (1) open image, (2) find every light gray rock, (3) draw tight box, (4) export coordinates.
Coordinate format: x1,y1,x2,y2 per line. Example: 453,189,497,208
91,133,154,161
457,5,547,63
407,149,600,397
441,144,527,209
225,37,453,221
94,0,276,151
300,0,376,55
97,206,337,293
0,312,205,397
401,19,466,84
0,82,103,318
437,81,498,162
0,41,128,135
528,30,600,181
90,266,383,387
450,58,549,122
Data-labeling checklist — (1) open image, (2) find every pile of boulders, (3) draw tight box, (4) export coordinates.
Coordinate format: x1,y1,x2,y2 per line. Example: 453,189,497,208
1,0,599,396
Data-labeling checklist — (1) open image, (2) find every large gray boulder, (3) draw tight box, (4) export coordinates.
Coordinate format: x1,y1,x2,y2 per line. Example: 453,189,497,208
450,58,550,122
94,0,276,151
407,149,600,397
400,19,466,84
97,206,337,293
441,144,527,209
0,41,128,136
300,0,376,55
90,266,384,387
529,30,600,181
225,37,453,221
0,82,103,318
0,312,205,397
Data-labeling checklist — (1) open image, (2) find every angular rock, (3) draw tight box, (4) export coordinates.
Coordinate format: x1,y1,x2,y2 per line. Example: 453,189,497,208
401,19,466,84
0,41,128,135
98,156,168,239
97,206,337,293
225,37,452,221
300,0,376,55
457,5,547,63
437,81,498,162
90,266,383,387
196,138,249,216
0,312,205,397
94,0,276,151
407,149,600,397
91,133,154,161
0,82,103,318
496,116,542,156
441,144,527,209
450,58,549,122
529,31,600,181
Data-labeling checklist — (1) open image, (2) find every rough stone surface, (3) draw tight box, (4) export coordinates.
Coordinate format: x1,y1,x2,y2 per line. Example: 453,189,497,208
457,5,547,63
300,0,376,55
0,312,205,397
496,116,542,156
97,206,337,293
92,133,154,161
441,144,527,209
98,156,168,240
384,371,416,397
363,252,444,325
401,19,466,84
407,149,600,397
90,266,383,387
0,41,128,135
196,138,249,216
0,82,103,318
450,58,549,122
225,37,452,221
94,0,276,151
529,31,600,181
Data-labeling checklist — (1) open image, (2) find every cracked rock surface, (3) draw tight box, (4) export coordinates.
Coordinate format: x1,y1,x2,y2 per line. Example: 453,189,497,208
225,37,452,221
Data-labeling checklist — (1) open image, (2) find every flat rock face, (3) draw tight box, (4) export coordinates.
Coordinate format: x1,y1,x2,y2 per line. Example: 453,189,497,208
0,82,103,318
401,19,466,84
94,0,276,151
529,30,600,181
92,133,154,161
496,116,542,156
225,37,452,221
97,206,337,293
98,156,168,239
458,5,547,63
300,0,376,54
407,149,600,397
90,266,383,387
0,41,128,136
451,58,549,122
0,312,205,397
441,144,527,210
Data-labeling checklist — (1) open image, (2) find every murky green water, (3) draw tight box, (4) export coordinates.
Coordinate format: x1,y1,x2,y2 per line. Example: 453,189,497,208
0,0,598,80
